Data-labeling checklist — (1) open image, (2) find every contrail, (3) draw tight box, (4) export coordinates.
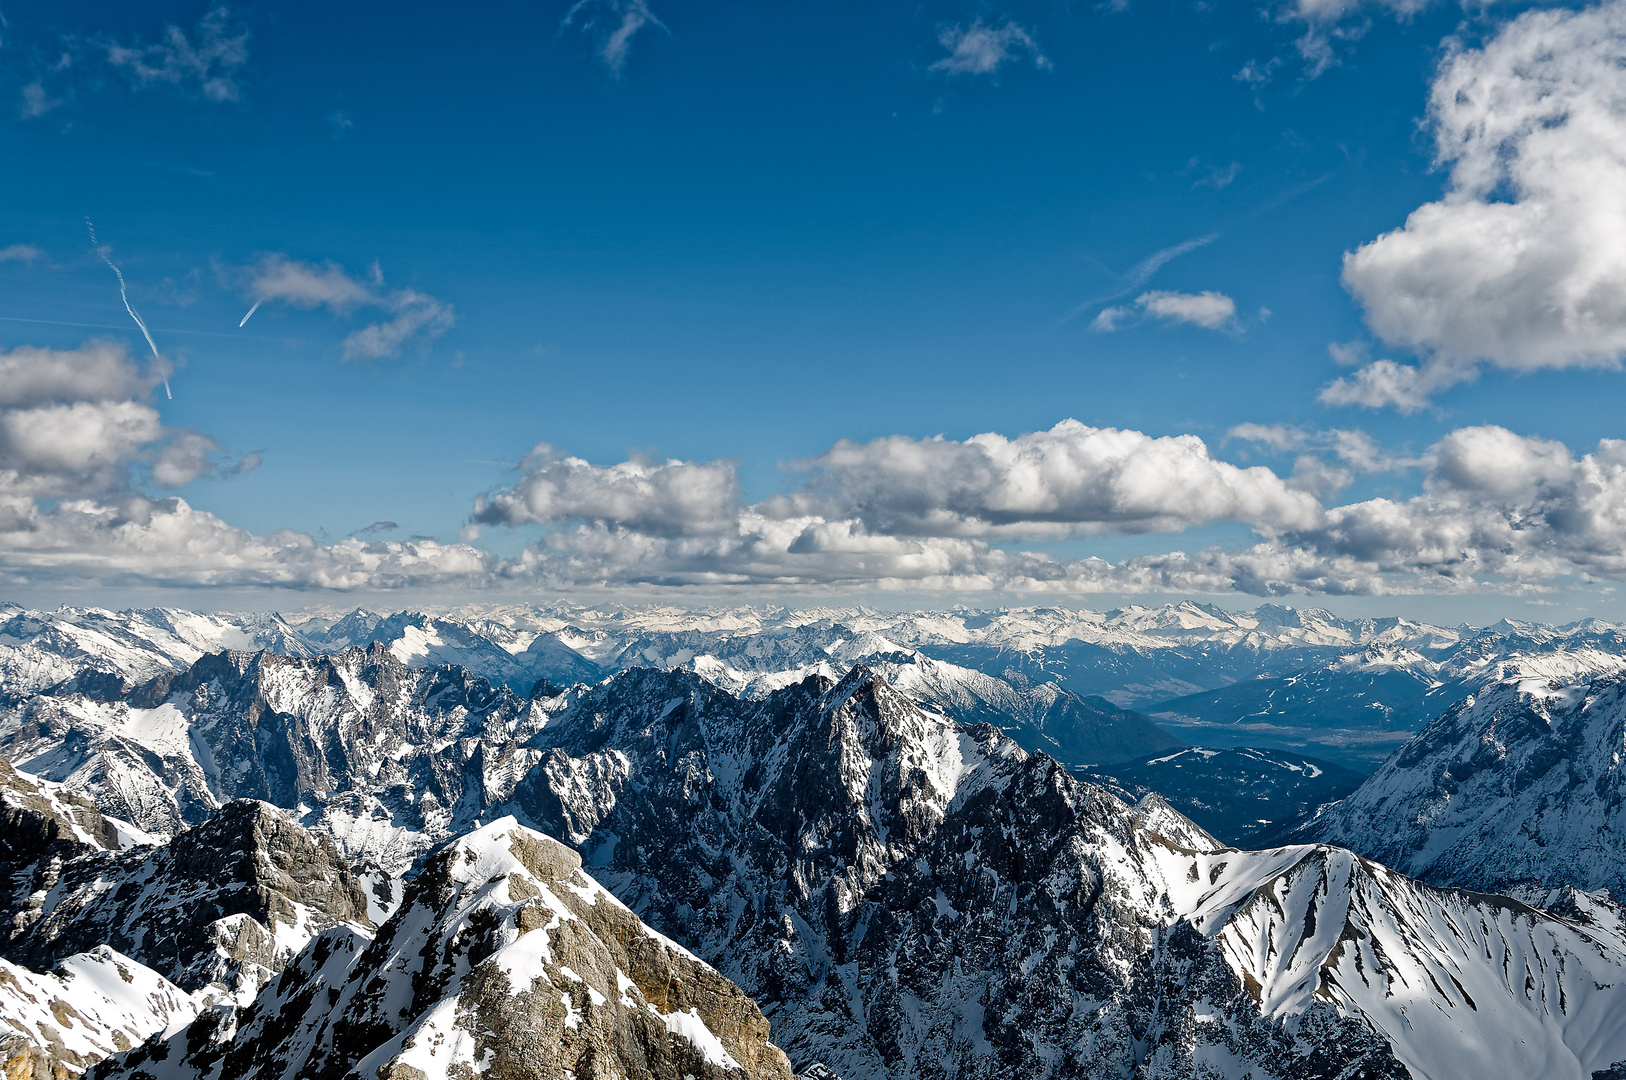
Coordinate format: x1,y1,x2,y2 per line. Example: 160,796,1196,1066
85,219,171,399
239,299,262,327
1066,232,1221,322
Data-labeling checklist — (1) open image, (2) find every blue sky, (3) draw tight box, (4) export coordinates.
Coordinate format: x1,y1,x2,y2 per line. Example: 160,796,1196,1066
5,0,1626,620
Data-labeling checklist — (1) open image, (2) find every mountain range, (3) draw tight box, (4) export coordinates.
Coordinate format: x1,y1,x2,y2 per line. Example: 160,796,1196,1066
6,601,1626,1079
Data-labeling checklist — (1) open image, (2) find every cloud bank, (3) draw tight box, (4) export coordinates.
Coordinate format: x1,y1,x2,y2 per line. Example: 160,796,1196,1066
0,341,486,590
7,382,1626,598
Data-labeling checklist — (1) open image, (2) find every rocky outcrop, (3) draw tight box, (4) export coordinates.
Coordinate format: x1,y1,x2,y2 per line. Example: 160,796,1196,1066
2,797,370,1000
96,819,794,1080
0,755,123,872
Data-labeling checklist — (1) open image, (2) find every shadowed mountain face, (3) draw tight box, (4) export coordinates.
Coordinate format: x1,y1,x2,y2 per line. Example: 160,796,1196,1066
1084,747,1368,848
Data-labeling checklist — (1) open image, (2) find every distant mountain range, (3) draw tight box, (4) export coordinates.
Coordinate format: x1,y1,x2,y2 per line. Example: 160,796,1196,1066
9,599,1626,769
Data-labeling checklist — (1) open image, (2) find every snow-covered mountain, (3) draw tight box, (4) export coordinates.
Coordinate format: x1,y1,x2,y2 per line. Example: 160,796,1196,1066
8,648,1626,1078
501,664,1626,1080
0,641,1180,861
0,604,316,702
96,818,795,1080
1296,654,1626,899
2,783,375,1004
0,757,383,1076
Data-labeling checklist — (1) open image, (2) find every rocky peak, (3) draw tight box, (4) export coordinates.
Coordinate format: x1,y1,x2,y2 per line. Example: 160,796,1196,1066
98,818,795,1080
2,797,370,998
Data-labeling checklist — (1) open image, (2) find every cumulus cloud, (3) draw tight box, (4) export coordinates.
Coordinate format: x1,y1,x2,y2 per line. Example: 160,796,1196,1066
931,19,1051,76
1227,422,1412,496
1092,290,1238,332
0,496,491,591
103,6,248,102
0,340,478,592
0,343,246,501
7,367,1626,598
562,0,665,75
1338,1,1626,406
0,342,160,407
452,421,1626,597
240,255,455,361
472,445,741,536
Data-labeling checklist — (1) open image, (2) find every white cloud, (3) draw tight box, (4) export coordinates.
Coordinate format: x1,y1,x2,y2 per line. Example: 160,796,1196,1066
1316,357,1457,413
1138,290,1237,329
242,255,455,361
0,244,42,264
470,445,740,536
8,385,1626,599
102,6,248,103
0,340,460,592
457,422,1626,597
0,343,248,504
931,19,1051,77
1227,422,1413,496
0,496,491,591
341,290,455,362
0,342,159,407
562,0,665,75
1092,290,1237,332
246,255,376,312
1339,1,1626,406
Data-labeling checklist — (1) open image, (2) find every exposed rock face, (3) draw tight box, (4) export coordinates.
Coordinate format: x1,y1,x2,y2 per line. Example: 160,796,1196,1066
2,797,370,1001
95,819,794,1080
1297,663,1626,897
0,755,124,872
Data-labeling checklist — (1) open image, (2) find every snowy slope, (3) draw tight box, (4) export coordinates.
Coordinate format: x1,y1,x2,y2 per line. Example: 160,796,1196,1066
0,947,196,1077
1141,842,1626,1080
